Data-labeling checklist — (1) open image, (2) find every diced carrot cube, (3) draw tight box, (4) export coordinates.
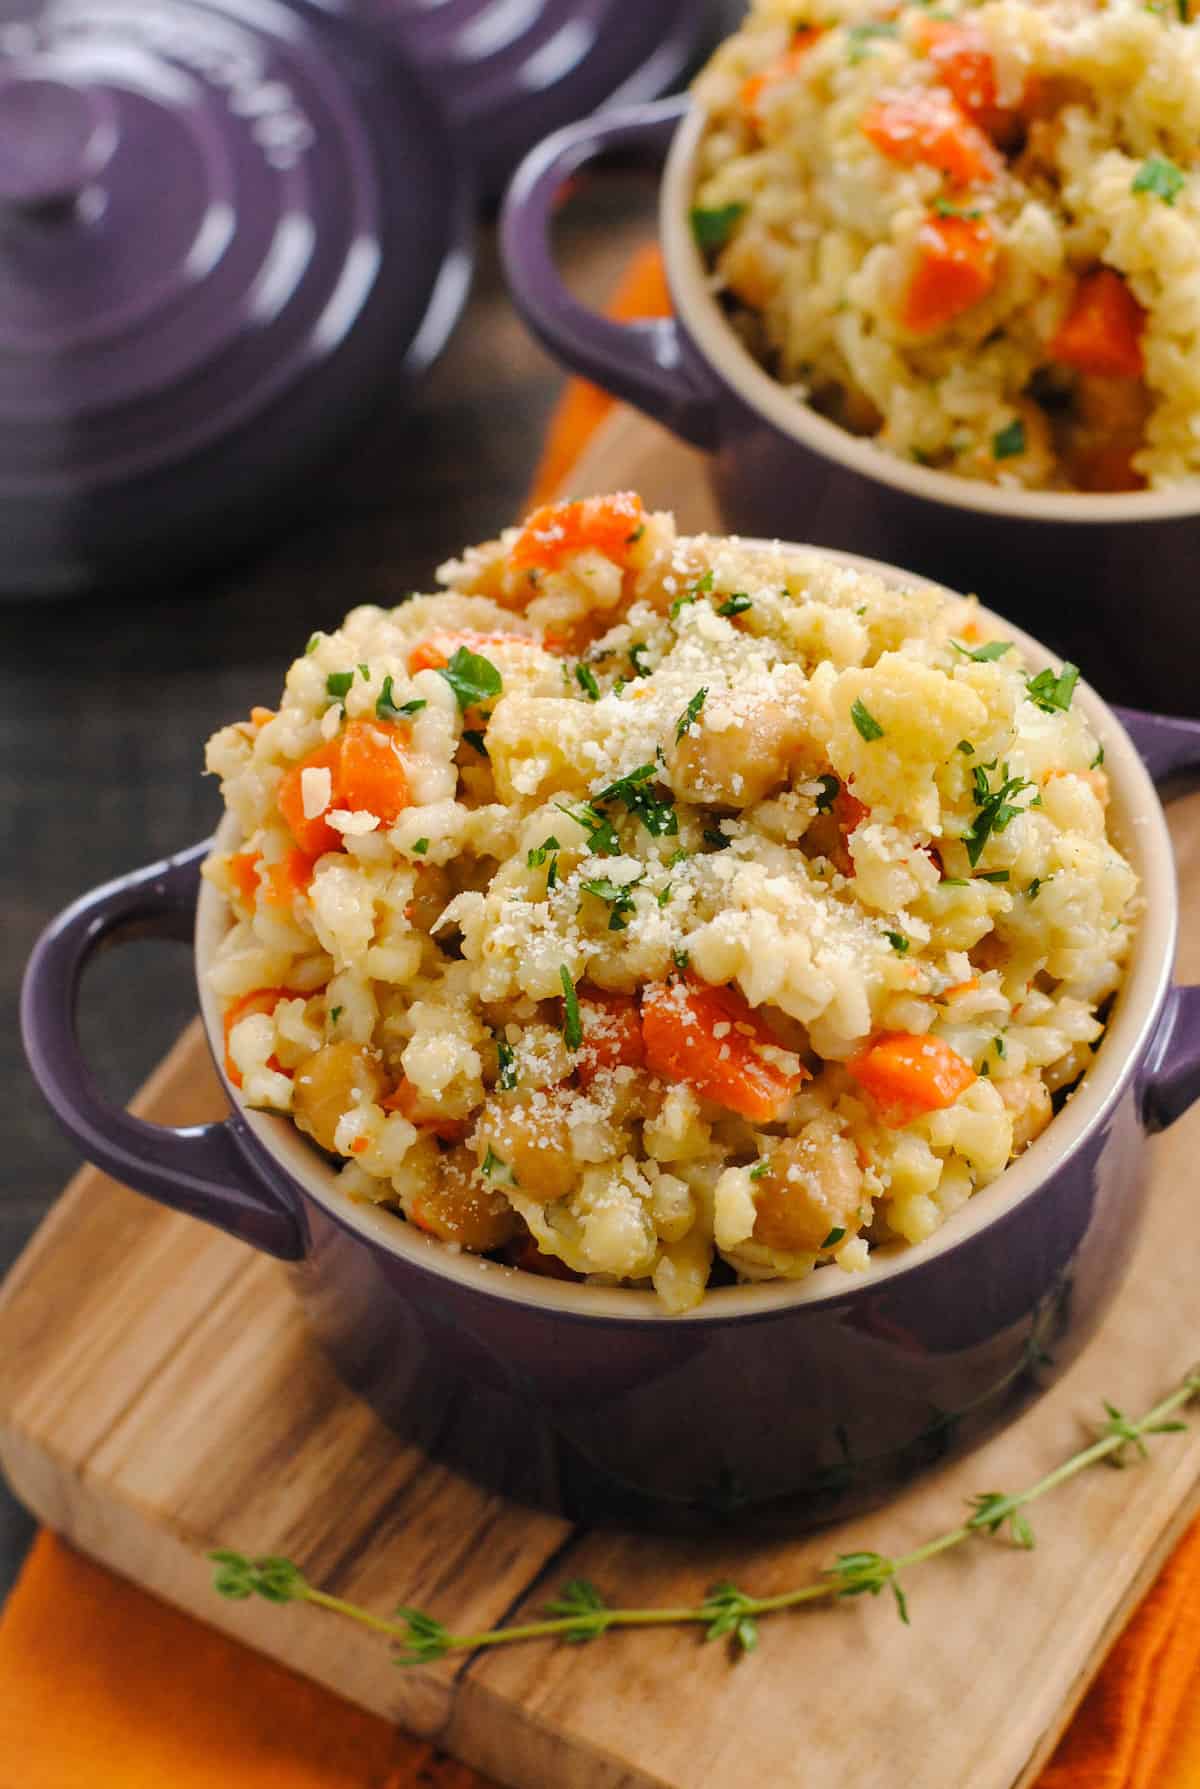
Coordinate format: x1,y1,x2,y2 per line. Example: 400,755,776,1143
222,987,294,1087
575,991,645,1090
902,212,999,332
847,1032,976,1127
228,850,262,907
741,30,824,115
509,493,645,574
916,21,1030,143
641,977,807,1123
258,847,317,907
336,720,410,826
277,740,343,857
862,88,1001,185
1049,269,1146,380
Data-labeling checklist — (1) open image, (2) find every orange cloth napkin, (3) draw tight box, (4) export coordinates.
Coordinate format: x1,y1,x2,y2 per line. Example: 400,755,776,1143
3,248,1200,1789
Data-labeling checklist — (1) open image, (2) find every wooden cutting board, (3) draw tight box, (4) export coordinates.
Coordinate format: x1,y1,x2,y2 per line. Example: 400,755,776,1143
4,407,1200,1789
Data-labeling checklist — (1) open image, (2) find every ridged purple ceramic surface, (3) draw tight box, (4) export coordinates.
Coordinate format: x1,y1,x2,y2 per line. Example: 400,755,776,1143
349,0,709,198
19,704,1200,1528
0,0,473,594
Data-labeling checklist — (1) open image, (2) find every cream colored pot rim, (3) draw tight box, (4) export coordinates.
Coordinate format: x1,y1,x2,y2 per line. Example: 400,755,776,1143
195,546,1175,1323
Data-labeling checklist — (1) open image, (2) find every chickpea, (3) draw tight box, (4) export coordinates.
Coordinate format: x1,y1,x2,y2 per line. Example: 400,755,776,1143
405,865,451,938
752,1120,863,1254
997,1075,1053,1153
410,1145,518,1252
667,698,817,809
292,1041,386,1154
475,1088,578,1202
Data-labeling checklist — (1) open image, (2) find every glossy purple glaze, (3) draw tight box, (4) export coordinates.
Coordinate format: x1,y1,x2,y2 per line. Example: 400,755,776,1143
20,707,1200,1528
0,0,474,597
501,98,1200,717
342,0,710,200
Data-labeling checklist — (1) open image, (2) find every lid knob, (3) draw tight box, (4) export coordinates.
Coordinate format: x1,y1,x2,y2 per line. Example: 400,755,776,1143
0,74,116,212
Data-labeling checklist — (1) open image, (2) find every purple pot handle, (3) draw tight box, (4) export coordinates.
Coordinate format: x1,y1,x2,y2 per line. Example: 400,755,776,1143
1115,706,1200,783
20,843,304,1260
1118,706,1200,1131
500,96,720,450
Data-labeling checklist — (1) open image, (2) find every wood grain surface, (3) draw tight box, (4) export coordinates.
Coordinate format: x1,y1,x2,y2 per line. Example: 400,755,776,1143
3,405,1200,1789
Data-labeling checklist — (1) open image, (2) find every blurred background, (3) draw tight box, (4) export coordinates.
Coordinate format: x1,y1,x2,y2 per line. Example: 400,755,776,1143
0,0,740,1596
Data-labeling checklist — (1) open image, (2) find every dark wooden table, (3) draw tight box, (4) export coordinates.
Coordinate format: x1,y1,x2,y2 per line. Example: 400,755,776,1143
0,184,665,1602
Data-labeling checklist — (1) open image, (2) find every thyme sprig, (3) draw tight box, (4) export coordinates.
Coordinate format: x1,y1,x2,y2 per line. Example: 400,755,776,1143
211,1367,1200,1664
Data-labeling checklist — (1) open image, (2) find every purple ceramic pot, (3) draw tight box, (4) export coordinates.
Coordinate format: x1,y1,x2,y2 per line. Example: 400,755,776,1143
501,98,1200,717
351,0,711,201
20,585,1200,1529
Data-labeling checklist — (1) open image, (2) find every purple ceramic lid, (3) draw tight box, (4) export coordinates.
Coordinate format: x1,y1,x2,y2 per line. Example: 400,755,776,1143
0,0,474,596
356,0,710,199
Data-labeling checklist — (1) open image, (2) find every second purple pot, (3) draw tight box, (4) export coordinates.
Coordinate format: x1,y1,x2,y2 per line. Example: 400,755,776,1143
502,98,1200,717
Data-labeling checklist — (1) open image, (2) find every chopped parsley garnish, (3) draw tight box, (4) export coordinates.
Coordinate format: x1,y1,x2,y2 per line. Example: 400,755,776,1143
574,662,600,701
964,762,1032,867
673,947,690,971
580,873,643,931
1025,661,1080,715
527,835,561,868
358,663,370,681
628,641,652,678
992,419,1026,461
325,670,354,701
412,838,430,856
1026,876,1052,900
462,729,489,757
668,848,691,867
670,571,712,618
940,877,970,887
557,799,620,856
495,1035,517,1092
481,1147,516,1185
675,687,708,742
560,966,582,1050
377,675,426,721
330,1006,343,1025
952,638,1013,663
1132,154,1186,205
749,1159,770,1182
717,593,753,617
657,885,673,907
703,828,732,850
821,1226,846,1248
1090,744,1105,769
885,930,910,953
815,774,840,813
305,632,322,655
595,764,678,839
934,197,982,219
626,524,645,544
438,646,502,712
847,18,899,58
690,204,745,253
851,698,885,741
994,1036,1006,1058
957,739,975,755
977,869,1010,883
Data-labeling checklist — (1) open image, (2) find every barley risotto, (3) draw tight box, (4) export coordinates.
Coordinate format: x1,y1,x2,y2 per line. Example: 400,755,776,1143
692,0,1200,492
203,497,1136,1311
